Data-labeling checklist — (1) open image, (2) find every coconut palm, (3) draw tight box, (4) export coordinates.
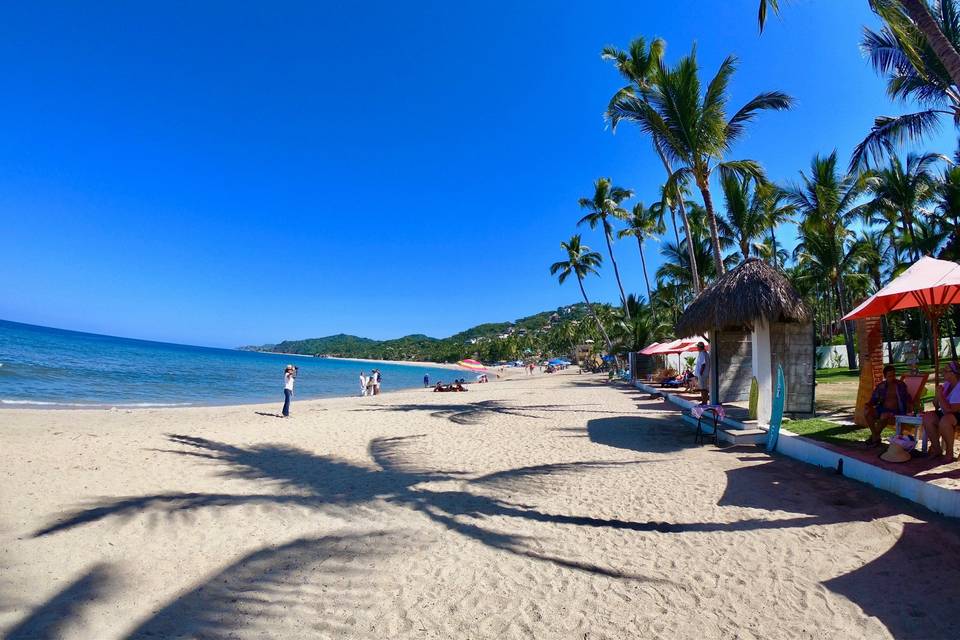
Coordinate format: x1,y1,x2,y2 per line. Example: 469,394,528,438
717,174,768,263
549,235,614,352
863,152,947,260
786,151,873,367
855,1,960,167
602,37,702,294
754,182,795,269
617,202,665,310
610,294,670,354
608,49,793,277
577,178,634,319
759,1,960,92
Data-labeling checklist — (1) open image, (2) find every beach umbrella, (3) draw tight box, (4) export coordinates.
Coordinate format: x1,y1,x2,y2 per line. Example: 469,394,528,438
639,341,661,355
843,256,960,385
457,358,486,371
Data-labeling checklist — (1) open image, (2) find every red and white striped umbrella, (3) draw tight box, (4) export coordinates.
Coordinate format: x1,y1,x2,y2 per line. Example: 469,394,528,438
457,359,486,371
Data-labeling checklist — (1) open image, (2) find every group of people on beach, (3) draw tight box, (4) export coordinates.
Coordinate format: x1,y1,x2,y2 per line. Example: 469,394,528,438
360,370,382,396
865,360,960,461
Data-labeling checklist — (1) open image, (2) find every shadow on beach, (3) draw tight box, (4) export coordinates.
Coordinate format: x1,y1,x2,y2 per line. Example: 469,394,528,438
17,399,960,638
351,399,621,426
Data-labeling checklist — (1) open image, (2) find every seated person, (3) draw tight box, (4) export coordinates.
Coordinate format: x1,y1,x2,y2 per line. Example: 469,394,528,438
864,365,912,446
922,360,960,460
434,382,445,392
454,381,466,392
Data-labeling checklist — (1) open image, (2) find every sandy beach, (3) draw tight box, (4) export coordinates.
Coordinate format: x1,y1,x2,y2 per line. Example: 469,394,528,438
2,370,960,639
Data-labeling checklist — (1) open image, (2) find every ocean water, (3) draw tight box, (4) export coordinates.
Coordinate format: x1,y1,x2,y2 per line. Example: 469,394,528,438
0,320,459,408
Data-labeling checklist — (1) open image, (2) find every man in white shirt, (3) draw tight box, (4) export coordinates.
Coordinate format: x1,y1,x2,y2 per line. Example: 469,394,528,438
360,371,368,397
282,365,296,417
694,342,710,405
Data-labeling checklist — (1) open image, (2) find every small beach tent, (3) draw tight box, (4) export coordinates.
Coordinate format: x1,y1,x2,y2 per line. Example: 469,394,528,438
675,259,815,423
843,256,960,388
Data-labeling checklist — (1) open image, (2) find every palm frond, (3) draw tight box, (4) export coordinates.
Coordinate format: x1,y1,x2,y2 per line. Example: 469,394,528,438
849,110,945,170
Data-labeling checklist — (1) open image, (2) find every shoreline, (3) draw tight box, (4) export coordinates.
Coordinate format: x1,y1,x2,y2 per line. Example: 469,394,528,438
0,363,517,412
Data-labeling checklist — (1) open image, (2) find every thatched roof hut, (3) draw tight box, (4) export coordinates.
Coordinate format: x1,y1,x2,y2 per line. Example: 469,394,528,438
675,259,815,417
675,259,811,338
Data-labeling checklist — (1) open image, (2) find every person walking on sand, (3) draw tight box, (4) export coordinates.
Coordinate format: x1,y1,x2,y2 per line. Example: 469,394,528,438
424,373,430,388
359,371,368,397
282,365,296,417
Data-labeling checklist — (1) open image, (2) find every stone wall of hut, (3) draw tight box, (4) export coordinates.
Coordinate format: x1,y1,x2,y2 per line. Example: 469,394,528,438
770,321,816,416
717,327,753,403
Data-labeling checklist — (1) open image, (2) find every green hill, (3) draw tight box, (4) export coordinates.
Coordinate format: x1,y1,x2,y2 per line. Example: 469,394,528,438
240,304,592,362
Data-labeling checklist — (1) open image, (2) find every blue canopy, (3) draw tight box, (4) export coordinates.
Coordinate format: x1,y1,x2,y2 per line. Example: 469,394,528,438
547,358,565,365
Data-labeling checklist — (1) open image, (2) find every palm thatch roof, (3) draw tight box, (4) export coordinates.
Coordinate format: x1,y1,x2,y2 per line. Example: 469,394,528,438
675,259,812,337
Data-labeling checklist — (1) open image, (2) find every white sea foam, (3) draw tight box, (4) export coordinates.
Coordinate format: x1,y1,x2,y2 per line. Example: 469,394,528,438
1,399,193,408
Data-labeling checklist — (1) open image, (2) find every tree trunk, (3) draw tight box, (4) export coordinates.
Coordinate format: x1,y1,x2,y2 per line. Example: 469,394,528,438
578,275,614,353
835,279,857,370
697,181,726,276
669,204,681,248
741,238,750,263
676,198,701,292
602,223,630,321
637,237,653,308
769,225,779,269
653,136,700,293
900,0,960,91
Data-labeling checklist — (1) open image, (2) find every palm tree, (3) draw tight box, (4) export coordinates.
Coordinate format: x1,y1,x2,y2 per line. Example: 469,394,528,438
863,152,947,260
935,163,960,258
549,235,614,352
787,151,873,368
608,49,793,276
717,174,767,263
602,37,702,294
793,224,871,369
618,202,665,309
754,182,795,269
578,178,634,319
759,1,960,93
856,1,960,167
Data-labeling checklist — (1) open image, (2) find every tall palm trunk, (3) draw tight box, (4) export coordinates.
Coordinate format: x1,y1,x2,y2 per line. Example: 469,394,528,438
740,238,750,263
669,205,681,248
577,274,614,352
653,137,700,293
635,237,655,322
900,0,960,90
835,278,857,370
697,180,726,276
602,222,630,320
769,225,779,269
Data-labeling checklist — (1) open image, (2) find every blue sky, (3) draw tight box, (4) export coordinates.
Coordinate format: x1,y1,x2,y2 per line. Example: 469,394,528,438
0,1,954,347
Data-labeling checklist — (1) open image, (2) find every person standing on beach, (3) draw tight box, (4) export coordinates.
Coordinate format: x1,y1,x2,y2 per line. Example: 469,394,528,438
373,369,382,395
694,343,710,405
359,371,368,397
423,373,430,388
282,365,296,417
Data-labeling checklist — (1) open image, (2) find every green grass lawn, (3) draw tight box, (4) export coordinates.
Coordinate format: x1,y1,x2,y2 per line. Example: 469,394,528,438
784,418,873,447
814,359,940,384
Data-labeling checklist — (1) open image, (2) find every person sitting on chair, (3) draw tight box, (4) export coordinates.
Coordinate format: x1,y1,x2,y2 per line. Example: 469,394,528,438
864,365,912,446
922,360,960,460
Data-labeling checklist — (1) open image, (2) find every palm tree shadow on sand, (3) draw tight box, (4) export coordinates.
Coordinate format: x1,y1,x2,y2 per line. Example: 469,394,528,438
31,433,667,582
352,399,621,426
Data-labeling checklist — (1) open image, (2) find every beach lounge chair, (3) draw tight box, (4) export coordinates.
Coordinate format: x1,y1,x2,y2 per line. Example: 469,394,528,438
893,372,930,450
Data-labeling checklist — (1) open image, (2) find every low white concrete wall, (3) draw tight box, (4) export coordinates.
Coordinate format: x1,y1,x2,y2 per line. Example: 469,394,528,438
774,430,960,518
634,379,960,518
816,337,960,369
